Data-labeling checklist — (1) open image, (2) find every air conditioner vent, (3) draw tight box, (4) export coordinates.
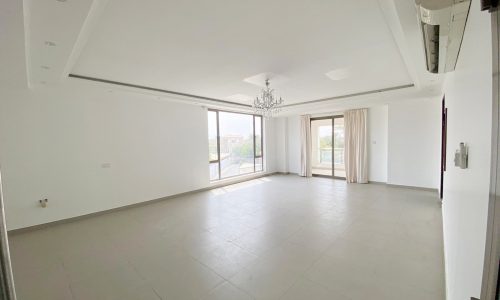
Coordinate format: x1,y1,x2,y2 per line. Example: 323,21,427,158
422,23,440,73
416,0,471,73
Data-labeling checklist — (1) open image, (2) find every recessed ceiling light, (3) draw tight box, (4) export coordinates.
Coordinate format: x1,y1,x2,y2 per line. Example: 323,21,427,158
44,41,56,47
41,65,50,70
325,67,351,81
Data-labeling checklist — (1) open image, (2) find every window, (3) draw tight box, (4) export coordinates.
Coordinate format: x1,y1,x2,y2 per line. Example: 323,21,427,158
208,110,264,180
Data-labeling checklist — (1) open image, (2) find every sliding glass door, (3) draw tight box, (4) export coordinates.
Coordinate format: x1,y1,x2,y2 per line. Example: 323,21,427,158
311,116,345,178
333,117,345,178
311,118,333,176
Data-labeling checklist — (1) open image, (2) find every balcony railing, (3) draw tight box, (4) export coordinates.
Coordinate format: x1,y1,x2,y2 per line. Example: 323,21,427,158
319,147,345,165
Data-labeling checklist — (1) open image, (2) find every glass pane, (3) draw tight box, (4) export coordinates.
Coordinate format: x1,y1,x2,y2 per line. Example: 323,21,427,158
208,111,218,161
209,162,219,181
219,112,255,178
255,157,263,172
255,116,262,157
333,117,345,178
311,119,333,176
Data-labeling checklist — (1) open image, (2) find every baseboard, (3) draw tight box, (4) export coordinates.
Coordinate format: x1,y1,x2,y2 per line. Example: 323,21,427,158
386,183,439,193
8,172,279,235
275,172,299,176
368,181,387,185
8,174,438,235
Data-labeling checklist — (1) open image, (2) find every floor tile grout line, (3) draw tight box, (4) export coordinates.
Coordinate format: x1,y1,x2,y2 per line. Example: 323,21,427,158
9,177,445,299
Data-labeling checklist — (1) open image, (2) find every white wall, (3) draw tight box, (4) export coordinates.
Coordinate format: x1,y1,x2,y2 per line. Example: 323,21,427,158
263,117,277,173
387,98,441,189
442,2,492,299
0,82,208,230
368,105,388,182
0,81,276,230
287,116,301,174
272,117,288,173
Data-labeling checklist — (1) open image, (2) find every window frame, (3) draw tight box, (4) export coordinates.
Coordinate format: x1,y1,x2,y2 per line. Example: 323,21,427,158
208,109,264,181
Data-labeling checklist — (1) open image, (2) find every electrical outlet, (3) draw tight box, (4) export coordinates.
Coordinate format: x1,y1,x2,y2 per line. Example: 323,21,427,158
39,199,48,208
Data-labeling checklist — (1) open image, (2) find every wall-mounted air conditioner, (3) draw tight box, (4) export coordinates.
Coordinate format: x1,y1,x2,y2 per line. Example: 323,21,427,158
415,0,471,73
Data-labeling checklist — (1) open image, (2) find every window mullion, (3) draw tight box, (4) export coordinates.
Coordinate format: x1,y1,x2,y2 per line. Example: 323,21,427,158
253,115,256,173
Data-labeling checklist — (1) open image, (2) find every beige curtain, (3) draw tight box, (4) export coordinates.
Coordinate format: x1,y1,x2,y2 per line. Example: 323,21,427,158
344,109,368,183
300,115,312,177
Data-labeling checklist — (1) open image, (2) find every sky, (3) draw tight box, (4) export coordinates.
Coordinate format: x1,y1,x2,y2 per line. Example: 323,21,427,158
208,111,261,137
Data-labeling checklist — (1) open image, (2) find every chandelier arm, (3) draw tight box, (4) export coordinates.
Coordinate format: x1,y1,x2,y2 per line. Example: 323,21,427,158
251,79,284,117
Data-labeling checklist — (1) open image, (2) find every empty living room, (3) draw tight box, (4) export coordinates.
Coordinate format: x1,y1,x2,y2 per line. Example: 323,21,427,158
1,0,500,299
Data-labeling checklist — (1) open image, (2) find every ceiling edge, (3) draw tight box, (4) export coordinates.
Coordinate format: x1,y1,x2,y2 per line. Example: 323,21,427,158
68,73,253,108
22,0,31,88
282,83,415,108
61,0,110,81
377,0,421,89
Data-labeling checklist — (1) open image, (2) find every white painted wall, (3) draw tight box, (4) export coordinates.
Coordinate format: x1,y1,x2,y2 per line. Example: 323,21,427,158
387,98,441,189
0,81,276,230
287,116,301,174
264,117,278,173
272,117,288,173
368,105,388,183
441,2,492,299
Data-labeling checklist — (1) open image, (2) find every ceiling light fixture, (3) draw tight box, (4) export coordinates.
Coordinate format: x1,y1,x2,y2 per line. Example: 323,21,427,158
253,79,284,117
325,67,351,81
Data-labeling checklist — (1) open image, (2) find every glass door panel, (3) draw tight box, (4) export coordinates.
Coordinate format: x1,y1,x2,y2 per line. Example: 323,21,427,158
333,117,345,178
311,119,333,176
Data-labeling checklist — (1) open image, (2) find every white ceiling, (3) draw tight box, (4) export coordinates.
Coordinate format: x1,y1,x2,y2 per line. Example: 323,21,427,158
71,0,414,105
0,0,29,89
4,0,445,111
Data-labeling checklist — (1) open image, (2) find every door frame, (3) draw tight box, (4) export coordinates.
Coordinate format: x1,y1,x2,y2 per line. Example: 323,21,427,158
310,115,346,180
0,169,17,300
440,96,447,200
481,7,500,300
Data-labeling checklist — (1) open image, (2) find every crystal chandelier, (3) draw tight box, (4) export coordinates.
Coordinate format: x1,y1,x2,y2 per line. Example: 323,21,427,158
253,79,284,117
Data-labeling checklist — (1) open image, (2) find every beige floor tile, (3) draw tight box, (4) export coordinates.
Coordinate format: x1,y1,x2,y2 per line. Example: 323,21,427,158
202,281,254,300
13,262,72,300
191,240,258,279
229,256,304,300
279,277,351,300
9,175,445,300
146,258,224,300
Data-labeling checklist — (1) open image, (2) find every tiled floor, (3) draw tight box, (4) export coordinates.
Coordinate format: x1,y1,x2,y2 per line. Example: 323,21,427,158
312,167,346,178
8,175,445,300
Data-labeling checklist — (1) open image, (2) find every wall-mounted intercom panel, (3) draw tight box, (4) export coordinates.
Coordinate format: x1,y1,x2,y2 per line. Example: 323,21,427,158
454,142,468,169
